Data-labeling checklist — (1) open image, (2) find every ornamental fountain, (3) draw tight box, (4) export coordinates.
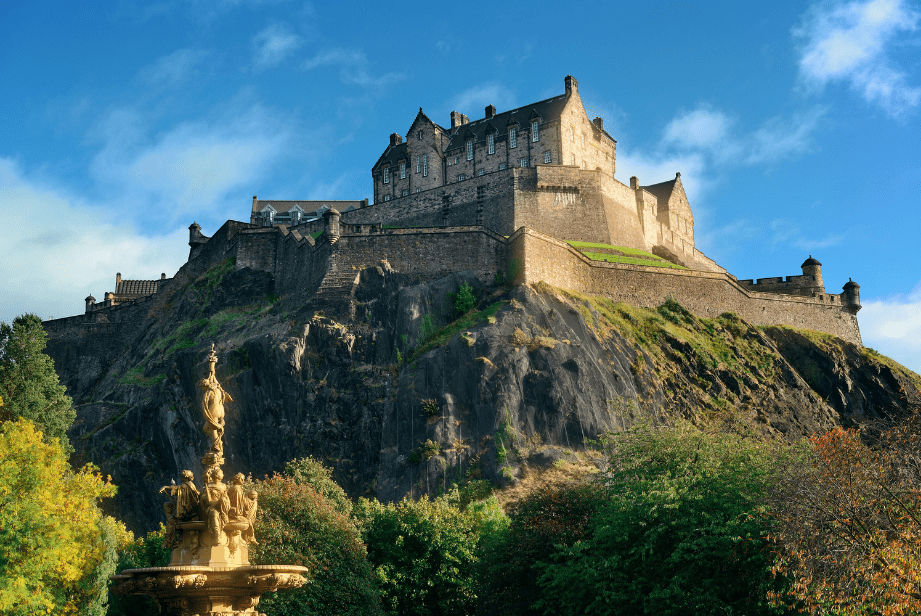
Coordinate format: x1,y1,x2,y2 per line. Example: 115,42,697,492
111,344,307,616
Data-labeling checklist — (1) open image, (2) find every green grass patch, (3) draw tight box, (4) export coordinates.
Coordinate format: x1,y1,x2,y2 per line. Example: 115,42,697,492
409,300,506,361
118,367,167,388
311,230,323,240
565,241,686,269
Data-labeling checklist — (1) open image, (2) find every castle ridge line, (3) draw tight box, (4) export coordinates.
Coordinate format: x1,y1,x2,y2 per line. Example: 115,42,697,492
53,75,861,346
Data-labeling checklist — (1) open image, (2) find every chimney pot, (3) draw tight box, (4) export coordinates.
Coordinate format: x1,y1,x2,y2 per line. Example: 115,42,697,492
390,133,403,146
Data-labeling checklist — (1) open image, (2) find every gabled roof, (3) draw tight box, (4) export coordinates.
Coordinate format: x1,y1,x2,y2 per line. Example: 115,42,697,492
640,178,678,205
252,200,364,215
374,142,409,170
115,279,162,296
443,94,571,152
407,107,447,135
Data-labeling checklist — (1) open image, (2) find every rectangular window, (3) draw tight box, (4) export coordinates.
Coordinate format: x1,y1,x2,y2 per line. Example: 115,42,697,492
423,154,428,177
581,133,585,145
478,168,485,176
416,188,421,193
571,154,576,165
402,189,409,196
384,194,391,201
520,157,528,167
544,151,552,163
416,155,420,173
418,130,423,140
383,167,390,183
488,133,495,154
509,128,517,148
400,161,406,179
457,173,466,181
454,156,459,164
531,121,539,142
466,140,473,161
499,162,506,170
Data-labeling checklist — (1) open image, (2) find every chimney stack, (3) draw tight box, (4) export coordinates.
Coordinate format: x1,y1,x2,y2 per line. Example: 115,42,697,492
450,111,470,129
485,104,496,119
630,176,638,190
593,117,603,130
116,272,122,284
390,133,403,147
565,75,578,95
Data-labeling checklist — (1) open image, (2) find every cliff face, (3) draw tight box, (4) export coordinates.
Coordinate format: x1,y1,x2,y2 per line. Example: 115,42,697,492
46,261,921,533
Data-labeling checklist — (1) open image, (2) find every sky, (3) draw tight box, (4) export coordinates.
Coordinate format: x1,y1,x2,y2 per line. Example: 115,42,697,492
1,0,919,373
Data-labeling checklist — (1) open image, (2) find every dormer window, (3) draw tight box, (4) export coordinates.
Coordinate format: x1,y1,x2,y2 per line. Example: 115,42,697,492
488,133,495,154
466,140,473,161
383,167,390,183
531,121,539,142
509,128,517,148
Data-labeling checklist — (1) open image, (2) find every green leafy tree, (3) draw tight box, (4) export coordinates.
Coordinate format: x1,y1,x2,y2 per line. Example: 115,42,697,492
0,418,117,615
477,481,609,616
536,423,798,616
251,468,381,616
107,527,171,616
452,283,477,315
283,456,353,516
355,491,489,616
0,314,75,452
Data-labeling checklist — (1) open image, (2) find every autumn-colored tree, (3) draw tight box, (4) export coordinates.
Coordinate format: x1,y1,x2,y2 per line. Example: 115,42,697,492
0,418,117,615
0,314,75,452
771,421,921,615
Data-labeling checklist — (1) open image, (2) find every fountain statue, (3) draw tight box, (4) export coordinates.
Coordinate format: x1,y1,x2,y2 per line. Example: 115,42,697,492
111,344,307,615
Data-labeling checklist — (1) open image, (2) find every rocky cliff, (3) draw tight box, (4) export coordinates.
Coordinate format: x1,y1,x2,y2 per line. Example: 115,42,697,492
46,260,921,533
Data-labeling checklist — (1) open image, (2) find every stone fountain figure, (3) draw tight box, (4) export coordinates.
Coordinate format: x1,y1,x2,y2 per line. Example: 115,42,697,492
111,343,307,615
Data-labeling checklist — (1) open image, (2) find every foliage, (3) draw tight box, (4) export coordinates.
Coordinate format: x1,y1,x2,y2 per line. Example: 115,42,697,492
408,439,441,464
0,314,76,452
419,314,437,344
354,493,487,616
107,526,171,616
477,481,609,616
535,423,796,616
409,300,506,361
421,398,440,418
283,456,353,516
71,515,132,616
251,470,381,616
770,420,921,615
0,418,117,615
450,282,477,315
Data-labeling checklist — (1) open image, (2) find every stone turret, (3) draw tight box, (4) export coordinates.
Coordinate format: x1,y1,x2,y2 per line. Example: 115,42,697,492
801,255,824,294
324,208,341,244
188,222,210,261
842,278,861,313
85,295,96,313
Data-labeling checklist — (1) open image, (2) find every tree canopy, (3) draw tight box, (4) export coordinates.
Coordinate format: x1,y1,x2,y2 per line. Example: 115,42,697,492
0,314,75,452
0,418,117,615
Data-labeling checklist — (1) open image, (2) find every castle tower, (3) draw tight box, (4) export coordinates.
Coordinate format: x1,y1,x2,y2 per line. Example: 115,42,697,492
842,279,861,313
324,208,341,244
189,222,210,260
801,256,825,295
85,295,96,313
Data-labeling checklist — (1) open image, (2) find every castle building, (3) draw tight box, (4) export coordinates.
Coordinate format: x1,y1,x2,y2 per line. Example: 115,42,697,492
64,74,862,346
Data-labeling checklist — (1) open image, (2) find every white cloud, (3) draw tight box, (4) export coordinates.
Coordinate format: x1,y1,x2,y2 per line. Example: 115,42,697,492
140,48,210,85
0,158,189,323
860,284,921,374
89,100,292,221
663,108,734,153
301,48,404,89
614,151,709,203
795,0,921,116
449,82,515,116
252,24,303,68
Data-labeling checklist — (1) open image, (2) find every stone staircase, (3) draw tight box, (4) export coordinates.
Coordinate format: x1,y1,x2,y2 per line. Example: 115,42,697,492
315,256,364,318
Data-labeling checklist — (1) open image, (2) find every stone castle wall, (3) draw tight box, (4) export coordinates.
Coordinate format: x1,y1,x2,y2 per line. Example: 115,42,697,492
510,228,862,345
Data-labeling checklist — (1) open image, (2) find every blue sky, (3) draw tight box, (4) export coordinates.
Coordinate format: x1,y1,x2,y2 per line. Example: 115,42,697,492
1,0,920,372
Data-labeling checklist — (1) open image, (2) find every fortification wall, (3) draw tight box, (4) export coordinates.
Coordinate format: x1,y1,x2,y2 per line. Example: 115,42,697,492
512,228,862,345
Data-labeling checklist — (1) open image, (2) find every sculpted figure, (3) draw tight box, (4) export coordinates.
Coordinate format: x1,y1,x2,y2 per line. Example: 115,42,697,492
242,489,259,545
199,468,230,546
160,470,200,548
228,473,247,520
199,344,233,457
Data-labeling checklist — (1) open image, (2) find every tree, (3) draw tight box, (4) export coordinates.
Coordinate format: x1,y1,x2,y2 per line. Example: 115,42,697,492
770,420,921,615
354,493,486,616
107,527,171,616
535,423,797,616
251,467,381,616
0,314,75,452
477,481,608,616
0,418,117,615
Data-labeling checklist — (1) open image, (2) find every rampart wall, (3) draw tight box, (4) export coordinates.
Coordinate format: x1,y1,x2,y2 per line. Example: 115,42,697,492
510,228,862,345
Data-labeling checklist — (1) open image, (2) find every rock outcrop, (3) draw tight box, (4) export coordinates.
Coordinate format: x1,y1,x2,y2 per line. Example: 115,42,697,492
45,261,921,533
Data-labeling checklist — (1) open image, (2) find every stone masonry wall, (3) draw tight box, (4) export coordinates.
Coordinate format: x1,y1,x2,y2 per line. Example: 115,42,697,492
512,228,862,345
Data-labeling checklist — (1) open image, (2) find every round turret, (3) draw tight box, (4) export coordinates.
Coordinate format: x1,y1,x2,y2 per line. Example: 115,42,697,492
842,278,861,313
324,208,341,243
800,255,824,294
85,295,96,313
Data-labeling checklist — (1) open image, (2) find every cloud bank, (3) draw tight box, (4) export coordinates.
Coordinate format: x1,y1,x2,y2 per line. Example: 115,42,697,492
859,284,921,374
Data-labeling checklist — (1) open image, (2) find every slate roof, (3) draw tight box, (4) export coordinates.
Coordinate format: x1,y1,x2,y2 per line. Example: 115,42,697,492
641,178,678,205
376,142,409,168
443,94,571,152
253,200,363,215
115,279,164,296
